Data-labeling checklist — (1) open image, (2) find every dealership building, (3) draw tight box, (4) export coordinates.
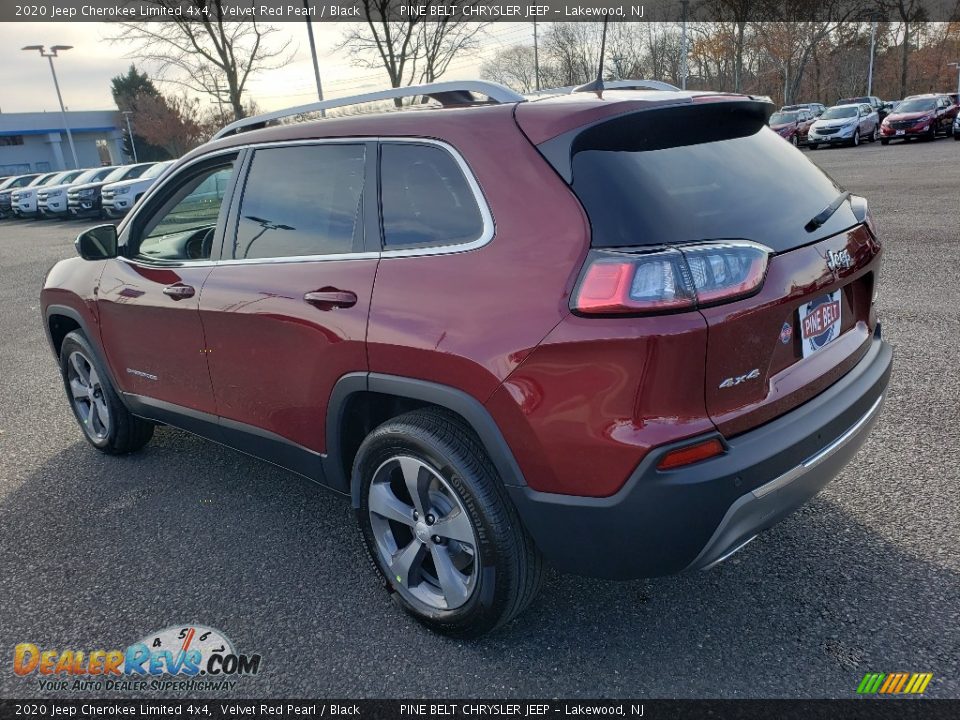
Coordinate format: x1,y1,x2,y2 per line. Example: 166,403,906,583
0,110,128,176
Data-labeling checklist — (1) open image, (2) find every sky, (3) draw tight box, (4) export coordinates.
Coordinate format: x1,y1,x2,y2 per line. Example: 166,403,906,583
0,22,538,115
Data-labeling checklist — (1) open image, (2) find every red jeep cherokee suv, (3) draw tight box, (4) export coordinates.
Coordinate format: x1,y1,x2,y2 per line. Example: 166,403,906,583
41,81,892,637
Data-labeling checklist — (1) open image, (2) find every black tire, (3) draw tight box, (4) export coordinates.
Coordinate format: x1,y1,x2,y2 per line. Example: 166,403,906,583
880,138,889,145
809,143,819,150
354,408,543,637
851,129,860,147
59,331,154,454
791,134,799,147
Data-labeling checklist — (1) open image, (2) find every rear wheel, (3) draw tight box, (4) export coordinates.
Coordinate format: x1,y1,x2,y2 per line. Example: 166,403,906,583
59,331,154,454
355,408,543,637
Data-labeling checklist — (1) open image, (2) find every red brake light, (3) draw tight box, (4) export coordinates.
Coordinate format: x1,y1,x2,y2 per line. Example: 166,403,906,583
657,438,725,470
572,242,770,315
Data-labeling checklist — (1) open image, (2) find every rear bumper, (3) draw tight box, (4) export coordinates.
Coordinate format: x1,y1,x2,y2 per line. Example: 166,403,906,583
507,329,893,579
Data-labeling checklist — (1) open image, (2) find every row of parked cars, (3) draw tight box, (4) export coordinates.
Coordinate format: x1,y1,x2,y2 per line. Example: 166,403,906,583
768,93,960,149
0,160,173,221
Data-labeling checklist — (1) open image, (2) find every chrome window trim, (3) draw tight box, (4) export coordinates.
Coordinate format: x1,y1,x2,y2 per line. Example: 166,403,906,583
120,137,494,269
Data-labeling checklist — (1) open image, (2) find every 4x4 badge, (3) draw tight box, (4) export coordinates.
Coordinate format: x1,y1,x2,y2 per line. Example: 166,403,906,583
719,369,760,388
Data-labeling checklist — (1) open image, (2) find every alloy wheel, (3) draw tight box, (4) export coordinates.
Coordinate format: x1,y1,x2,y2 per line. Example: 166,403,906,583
66,351,110,441
368,456,478,611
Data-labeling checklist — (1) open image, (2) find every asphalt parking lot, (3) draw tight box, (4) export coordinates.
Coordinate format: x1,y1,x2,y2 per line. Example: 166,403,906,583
1,138,958,700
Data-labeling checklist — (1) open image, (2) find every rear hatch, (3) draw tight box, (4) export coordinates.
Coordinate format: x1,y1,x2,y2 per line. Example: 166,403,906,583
526,95,881,436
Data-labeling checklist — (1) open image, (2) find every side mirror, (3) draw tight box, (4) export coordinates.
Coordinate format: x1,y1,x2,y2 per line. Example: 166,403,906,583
75,224,118,261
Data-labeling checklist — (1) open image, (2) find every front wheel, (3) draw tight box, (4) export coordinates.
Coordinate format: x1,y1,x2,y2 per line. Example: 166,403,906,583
59,331,154,453
880,138,890,146
851,130,860,147
871,127,878,142
791,134,799,147
355,409,543,637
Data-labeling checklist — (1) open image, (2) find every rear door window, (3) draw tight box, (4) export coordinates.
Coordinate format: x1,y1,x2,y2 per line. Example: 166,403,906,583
232,144,366,260
379,143,484,249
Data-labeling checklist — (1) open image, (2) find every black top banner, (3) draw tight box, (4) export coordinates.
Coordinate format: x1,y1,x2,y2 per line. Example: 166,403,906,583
3,0,959,23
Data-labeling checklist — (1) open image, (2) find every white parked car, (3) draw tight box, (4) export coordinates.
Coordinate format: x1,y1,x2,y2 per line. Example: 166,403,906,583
38,166,117,218
9,172,60,217
807,103,879,149
101,160,174,218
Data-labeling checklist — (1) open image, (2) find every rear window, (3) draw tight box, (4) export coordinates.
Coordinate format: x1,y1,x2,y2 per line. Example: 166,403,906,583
570,107,850,253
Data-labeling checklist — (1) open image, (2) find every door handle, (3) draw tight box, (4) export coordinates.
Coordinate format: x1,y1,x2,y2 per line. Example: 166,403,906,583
162,283,195,300
303,288,358,310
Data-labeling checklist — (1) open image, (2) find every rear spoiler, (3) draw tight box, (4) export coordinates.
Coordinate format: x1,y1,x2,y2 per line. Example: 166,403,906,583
538,98,774,184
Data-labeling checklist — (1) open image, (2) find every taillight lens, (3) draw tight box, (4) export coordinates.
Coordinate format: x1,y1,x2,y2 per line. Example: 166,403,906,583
657,438,726,470
573,241,770,315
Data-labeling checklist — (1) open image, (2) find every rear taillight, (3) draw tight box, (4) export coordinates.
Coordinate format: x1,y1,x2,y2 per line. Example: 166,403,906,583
572,241,770,315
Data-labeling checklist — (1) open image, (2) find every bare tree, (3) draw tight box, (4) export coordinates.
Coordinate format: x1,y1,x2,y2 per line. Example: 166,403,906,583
340,1,487,104
107,1,291,120
876,0,929,98
481,45,539,93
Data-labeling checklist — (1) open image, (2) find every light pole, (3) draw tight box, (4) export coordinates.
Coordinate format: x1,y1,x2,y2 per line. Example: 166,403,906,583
533,20,541,92
867,20,878,96
950,62,960,98
22,44,79,169
122,111,138,163
303,0,325,116
680,0,690,90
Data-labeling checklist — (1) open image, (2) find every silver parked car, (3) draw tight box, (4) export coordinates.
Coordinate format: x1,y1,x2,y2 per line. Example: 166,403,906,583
807,103,880,149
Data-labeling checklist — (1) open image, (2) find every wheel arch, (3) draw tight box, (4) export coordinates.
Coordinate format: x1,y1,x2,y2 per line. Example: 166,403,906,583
44,304,122,397
325,373,528,505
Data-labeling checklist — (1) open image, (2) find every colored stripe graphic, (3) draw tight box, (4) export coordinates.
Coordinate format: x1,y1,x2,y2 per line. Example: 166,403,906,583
858,672,932,694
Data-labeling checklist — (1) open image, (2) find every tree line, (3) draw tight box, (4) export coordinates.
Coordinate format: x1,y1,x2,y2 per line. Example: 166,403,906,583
105,1,960,159
482,21,960,105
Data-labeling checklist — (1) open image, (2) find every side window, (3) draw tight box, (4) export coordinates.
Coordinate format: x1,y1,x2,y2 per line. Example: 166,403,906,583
232,144,366,260
380,143,485,249
134,160,236,262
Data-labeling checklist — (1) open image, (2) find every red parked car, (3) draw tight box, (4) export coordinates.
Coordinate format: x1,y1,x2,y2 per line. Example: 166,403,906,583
41,80,892,637
769,108,815,146
879,94,955,143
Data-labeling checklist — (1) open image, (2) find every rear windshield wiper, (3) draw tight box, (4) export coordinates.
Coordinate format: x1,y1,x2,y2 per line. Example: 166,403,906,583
805,191,850,232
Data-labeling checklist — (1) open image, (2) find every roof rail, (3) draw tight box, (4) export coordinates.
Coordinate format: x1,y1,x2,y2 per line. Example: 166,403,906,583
211,80,526,140
528,79,681,96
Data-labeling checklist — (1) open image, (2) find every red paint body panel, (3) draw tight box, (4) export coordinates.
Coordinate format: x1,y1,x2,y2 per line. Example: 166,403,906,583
366,111,589,402
486,312,714,497
199,260,377,452
41,257,104,327
700,226,880,437
97,259,217,414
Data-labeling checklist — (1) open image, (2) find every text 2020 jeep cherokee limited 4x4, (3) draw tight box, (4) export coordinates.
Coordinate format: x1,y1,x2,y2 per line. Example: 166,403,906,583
41,80,892,637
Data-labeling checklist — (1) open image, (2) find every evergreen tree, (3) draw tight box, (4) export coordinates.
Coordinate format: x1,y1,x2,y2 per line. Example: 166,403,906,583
109,65,171,162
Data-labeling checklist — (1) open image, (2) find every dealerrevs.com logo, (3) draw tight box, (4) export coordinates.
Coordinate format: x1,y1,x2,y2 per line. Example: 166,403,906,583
13,624,262,693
